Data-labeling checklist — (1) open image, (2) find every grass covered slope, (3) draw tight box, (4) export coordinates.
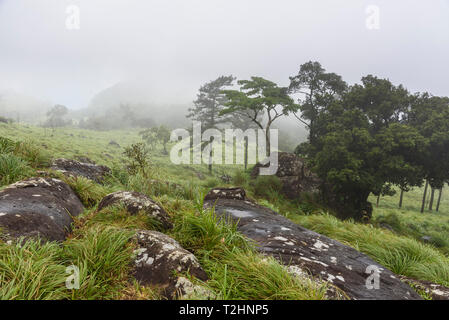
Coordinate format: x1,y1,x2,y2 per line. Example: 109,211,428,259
0,122,448,299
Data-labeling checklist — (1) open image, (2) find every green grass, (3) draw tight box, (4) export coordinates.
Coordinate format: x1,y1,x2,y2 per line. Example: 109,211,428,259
0,153,33,186
370,187,449,255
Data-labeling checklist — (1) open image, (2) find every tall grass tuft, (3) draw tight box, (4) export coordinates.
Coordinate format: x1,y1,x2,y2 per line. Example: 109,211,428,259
60,226,135,299
0,153,33,186
62,175,110,207
0,240,68,300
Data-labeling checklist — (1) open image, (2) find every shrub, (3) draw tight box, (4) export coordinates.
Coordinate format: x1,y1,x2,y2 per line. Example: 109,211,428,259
251,175,282,198
232,169,248,186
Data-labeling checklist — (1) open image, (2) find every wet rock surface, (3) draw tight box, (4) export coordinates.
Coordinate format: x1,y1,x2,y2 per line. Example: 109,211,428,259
251,152,320,199
203,187,422,300
400,276,449,300
0,177,84,242
98,191,172,229
51,158,111,183
132,230,208,299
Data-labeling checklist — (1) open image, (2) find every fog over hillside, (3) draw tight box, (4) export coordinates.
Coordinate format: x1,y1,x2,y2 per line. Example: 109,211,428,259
1,0,448,136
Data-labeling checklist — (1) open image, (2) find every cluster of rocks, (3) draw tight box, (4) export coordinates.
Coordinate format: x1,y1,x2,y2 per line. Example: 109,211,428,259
251,152,320,199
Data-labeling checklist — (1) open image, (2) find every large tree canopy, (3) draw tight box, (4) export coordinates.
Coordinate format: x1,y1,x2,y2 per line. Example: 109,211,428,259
187,75,236,130
300,74,427,221
221,77,299,155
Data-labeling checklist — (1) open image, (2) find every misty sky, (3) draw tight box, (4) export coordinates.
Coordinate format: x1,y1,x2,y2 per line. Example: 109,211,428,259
0,0,448,109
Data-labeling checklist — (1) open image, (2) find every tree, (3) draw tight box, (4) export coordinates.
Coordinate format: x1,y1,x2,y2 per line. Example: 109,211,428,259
221,77,299,155
140,125,171,154
187,75,237,173
288,61,347,147
44,104,70,128
187,75,236,130
303,75,426,221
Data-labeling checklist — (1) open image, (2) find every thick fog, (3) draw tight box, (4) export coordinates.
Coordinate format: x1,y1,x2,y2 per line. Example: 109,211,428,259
0,0,448,127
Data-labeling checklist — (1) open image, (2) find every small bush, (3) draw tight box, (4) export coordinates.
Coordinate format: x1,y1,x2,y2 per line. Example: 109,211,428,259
232,169,248,186
252,175,282,198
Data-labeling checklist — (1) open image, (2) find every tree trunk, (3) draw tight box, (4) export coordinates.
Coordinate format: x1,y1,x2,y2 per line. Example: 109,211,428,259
399,189,404,208
429,188,435,211
421,180,429,213
265,129,271,157
376,194,380,207
208,136,213,174
244,136,248,170
436,188,443,212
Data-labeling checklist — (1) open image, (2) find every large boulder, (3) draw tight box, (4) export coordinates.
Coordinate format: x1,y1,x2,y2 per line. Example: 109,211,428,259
132,230,209,299
98,191,172,230
203,188,422,300
0,177,84,242
251,152,320,199
51,158,111,183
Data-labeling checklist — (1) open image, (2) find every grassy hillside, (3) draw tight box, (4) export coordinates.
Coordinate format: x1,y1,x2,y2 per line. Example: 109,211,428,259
0,122,448,300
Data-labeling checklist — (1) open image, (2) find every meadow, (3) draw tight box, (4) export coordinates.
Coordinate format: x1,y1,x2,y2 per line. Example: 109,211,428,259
0,122,448,299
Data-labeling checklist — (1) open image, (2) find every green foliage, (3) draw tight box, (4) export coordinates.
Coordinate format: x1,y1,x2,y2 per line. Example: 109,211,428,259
44,104,70,128
232,169,249,187
123,143,150,176
202,177,220,189
251,175,282,198
300,72,428,220
187,75,236,130
222,77,299,154
140,125,171,154
62,175,110,207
